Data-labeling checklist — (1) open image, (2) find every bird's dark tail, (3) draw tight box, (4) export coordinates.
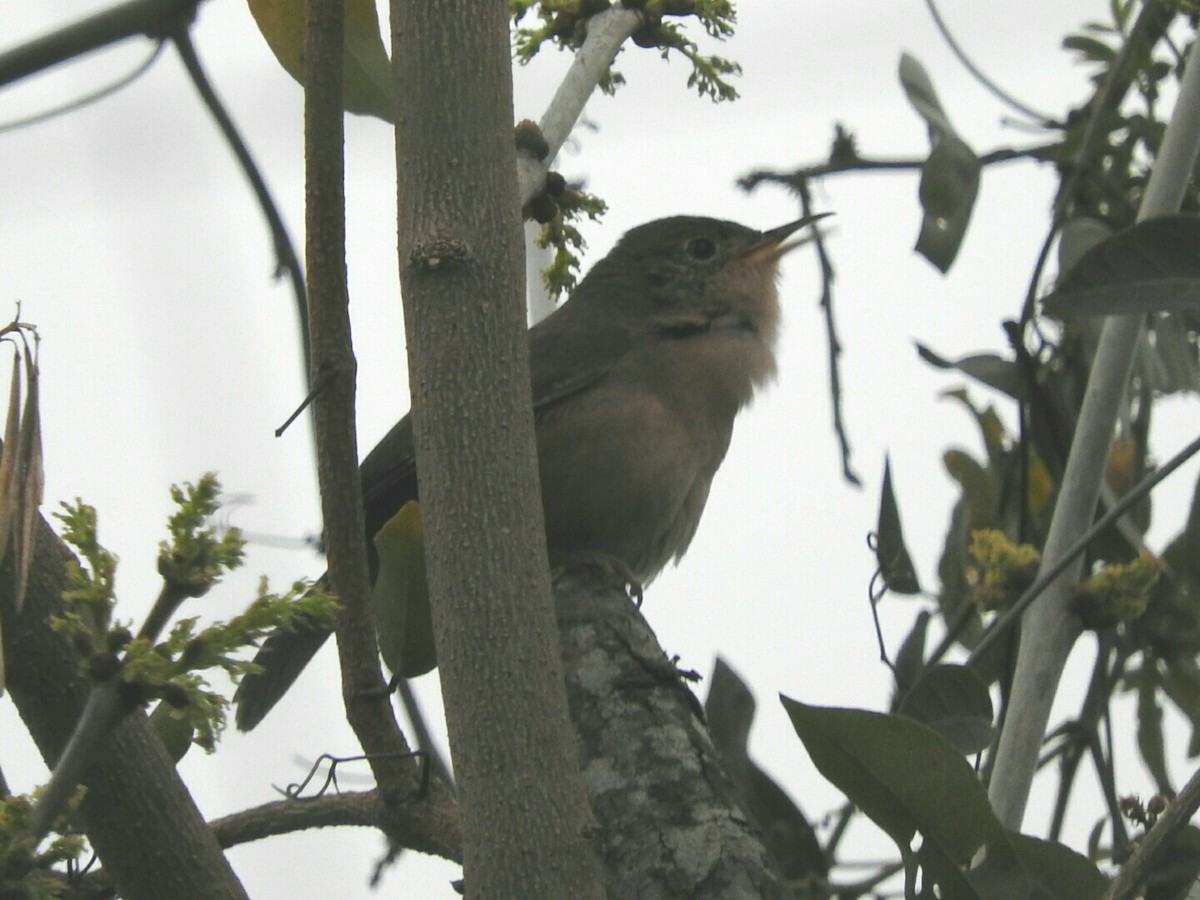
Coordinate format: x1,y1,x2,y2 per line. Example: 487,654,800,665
234,618,334,730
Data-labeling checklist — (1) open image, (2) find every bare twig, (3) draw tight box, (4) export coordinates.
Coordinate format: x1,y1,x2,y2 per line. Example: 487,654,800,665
796,179,860,486
0,0,198,87
922,0,1054,123
172,30,309,384
969,430,1200,666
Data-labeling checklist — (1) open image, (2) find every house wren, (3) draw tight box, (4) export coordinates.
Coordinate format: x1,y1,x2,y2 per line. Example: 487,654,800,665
234,214,820,730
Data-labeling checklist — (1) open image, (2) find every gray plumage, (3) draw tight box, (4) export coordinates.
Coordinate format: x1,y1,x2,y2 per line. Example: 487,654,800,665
234,214,815,730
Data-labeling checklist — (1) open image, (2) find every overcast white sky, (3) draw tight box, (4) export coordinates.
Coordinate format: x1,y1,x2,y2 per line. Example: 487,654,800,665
3,1,1199,896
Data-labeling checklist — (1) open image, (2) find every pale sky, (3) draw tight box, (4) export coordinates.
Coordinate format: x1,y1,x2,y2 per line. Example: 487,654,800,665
3,2,1197,896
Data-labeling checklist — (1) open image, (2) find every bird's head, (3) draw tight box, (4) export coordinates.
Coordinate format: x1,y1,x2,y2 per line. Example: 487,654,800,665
578,214,825,347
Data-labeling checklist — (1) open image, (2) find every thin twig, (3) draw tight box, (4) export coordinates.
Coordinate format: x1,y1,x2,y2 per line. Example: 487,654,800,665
922,0,1054,124
0,40,166,133
304,0,418,803
740,143,1051,194
172,30,310,386
969,431,1200,666
0,0,198,88
798,179,860,486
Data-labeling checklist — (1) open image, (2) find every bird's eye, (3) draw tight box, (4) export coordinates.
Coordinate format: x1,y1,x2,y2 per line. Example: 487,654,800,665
685,237,717,260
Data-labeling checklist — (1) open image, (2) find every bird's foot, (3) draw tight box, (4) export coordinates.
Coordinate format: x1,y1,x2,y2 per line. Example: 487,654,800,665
550,550,644,606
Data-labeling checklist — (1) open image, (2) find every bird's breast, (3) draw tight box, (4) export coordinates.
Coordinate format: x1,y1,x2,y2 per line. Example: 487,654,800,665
534,330,773,583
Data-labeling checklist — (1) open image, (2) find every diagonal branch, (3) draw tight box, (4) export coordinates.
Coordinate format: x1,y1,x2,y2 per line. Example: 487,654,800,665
987,33,1200,832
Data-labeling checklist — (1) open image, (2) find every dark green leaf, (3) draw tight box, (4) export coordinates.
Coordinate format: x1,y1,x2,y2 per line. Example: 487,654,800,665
916,137,981,272
705,657,756,758
1011,831,1109,899
897,664,994,755
892,610,931,701
1136,673,1172,795
707,661,826,880
1062,34,1118,63
876,458,921,595
969,832,1107,900
1057,217,1113,275
898,53,981,273
781,698,1000,864
1042,215,1200,316
1145,825,1200,898
917,343,1023,400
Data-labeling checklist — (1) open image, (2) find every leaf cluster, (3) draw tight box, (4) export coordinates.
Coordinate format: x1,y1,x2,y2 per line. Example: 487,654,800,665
50,476,337,754
510,0,740,101
531,184,608,297
784,699,1108,898
732,5,1200,895
0,792,85,900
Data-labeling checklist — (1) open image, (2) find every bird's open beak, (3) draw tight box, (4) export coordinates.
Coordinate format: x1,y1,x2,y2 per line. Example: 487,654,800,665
741,212,832,265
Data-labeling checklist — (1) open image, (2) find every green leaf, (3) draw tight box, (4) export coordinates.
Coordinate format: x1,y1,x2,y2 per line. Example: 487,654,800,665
1042,215,1200,316
876,458,921,595
899,52,955,137
1062,34,1118,63
917,343,1023,400
968,832,1107,900
899,53,981,272
371,500,436,678
149,699,194,763
706,660,827,881
897,664,994,755
891,609,931,700
247,0,396,122
781,698,1000,866
916,138,982,272
1136,672,1172,795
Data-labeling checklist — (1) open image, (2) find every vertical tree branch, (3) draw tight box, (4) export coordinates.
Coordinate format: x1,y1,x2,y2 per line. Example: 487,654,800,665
988,36,1200,830
303,0,418,799
391,1,603,895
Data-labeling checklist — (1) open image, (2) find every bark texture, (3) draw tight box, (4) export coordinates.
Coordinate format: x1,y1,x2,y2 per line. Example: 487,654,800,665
557,572,792,899
391,1,603,896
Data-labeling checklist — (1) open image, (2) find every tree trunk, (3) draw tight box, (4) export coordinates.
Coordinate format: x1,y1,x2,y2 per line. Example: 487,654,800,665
557,572,793,899
390,1,604,897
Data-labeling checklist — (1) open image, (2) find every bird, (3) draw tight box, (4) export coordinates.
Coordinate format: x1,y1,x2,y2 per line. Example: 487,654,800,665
233,213,822,731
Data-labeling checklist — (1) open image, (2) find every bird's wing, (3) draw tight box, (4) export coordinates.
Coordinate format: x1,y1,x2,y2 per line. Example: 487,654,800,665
358,415,419,543
236,309,627,730
233,608,333,731
529,308,631,412
235,418,420,731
